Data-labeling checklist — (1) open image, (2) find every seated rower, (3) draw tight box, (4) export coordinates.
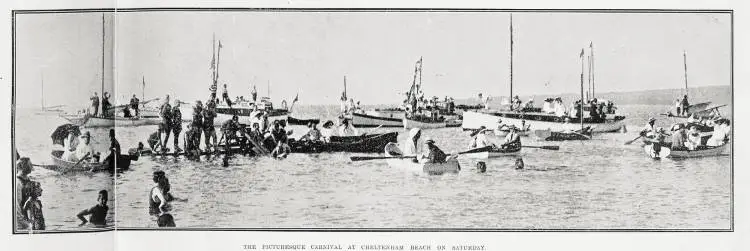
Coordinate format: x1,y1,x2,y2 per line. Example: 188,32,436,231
640,117,657,138
64,131,95,163
419,138,447,164
320,121,337,143
685,126,702,150
500,125,521,149
468,126,494,149
299,122,322,142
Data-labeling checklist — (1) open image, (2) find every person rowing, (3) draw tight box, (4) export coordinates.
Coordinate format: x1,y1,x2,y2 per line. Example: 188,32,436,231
63,131,95,163
640,117,657,139
500,125,521,149
468,126,495,149
419,138,447,164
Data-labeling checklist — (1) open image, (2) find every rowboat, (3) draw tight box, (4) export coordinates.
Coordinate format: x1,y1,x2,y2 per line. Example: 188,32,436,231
329,133,398,144
402,117,446,129
534,127,592,141
459,144,522,159
462,110,625,133
493,124,531,137
60,114,162,128
351,112,403,128
644,143,730,159
287,116,320,126
289,132,398,153
383,142,460,175
49,150,133,172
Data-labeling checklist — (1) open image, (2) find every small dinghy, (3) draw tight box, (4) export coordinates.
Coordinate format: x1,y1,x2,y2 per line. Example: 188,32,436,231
383,142,460,175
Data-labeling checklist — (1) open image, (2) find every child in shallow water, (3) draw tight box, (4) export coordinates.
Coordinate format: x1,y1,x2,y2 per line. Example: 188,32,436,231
77,190,110,227
23,181,45,230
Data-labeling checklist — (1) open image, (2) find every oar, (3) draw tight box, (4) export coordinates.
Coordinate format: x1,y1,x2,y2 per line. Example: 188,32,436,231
522,145,559,150
624,135,643,145
350,155,416,161
69,153,91,172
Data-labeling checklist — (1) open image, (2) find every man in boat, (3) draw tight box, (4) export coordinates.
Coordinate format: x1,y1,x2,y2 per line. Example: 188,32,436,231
103,129,121,171
554,98,567,117
589,98,599,122
203,99,218,153
468,126,494,149
320,120,336,143
300,122,322,142
347,98,356,114
448,97,455,114
130,94,140,117
101,92,112,118
670,124,688,150
222,84,231,107
339,118,359,136
501,125,521,150
674,99,682,117
685,126,702,150
159,97,173,152
170,100,183,153
270,120,290,158
640,117,657,138
90,92,100,117
419,138,447,164
680,95,690,116
63,131,95,162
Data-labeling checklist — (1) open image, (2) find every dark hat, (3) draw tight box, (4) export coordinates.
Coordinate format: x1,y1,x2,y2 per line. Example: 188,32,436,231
322,120,335,128
425,138,435,145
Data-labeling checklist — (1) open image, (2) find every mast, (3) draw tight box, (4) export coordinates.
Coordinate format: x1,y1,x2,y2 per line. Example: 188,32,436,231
142,76,145,100
580,48,585,130
40,72,44,110
344,76,347,100
216,40,222,84
590,42,595,99
587,55,591,100
101,13,105,99
509,13,514,110
418,56,423,90
212,33,216,84
683,50,689,98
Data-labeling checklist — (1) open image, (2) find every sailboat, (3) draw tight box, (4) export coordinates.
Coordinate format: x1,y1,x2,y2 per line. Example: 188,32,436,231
209,37,289,126
35,73,65,115
461,14,626,133
662,51,724,120
59,14,161,127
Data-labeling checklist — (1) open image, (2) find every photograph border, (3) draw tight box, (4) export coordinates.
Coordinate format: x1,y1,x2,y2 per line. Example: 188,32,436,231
10,7,734,234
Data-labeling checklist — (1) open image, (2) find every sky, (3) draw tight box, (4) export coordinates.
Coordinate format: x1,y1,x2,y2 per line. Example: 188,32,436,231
14,11,731,108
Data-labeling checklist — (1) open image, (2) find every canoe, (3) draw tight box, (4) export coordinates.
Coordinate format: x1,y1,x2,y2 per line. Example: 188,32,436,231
667,143,730,158
383,142,460,175
351,112,403,128
461,110,625,133
459,144,522,159
534,127,592,141
289,132,398,153
49,150,133,172
402,117,446,129
287,116,320,126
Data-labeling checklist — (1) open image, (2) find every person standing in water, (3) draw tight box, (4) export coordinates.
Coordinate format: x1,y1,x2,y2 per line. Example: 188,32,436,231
22,180,45,230
202,99,217,153
159,96,173,152
77,190,109,227
103,129,121,171
150,171,174,216
170,100,183,153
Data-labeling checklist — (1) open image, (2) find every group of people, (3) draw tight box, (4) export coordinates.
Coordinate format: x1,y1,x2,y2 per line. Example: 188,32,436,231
147,95,219,157
674,95,691,117
641,116,731,152
89,92,113,118
15,155,111,230
467,124,522,150
298,118,360,144
60,128,121,172
540,97,616,122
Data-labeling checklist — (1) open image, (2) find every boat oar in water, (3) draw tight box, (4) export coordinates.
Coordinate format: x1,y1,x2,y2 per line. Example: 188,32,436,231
522,145,559,150
69,153,91,173
350,155,417,161
624,135,643,145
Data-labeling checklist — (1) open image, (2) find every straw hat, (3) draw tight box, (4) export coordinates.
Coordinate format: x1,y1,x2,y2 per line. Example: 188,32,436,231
470,126,487,137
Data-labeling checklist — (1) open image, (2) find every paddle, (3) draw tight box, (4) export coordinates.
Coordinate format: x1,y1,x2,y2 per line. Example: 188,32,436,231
70,153,91,172
522,145,560,150
624,135,643,145
350,155,416,161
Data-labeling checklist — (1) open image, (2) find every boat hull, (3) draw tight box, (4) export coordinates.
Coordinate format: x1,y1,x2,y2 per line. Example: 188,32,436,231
287,116,321,126
49,150,133,172
402,118,446,129
460,146,522,159
667,143,730,158
351,112,403,128
461,111,624,133
61,115,161,128
289,132,398,153
383,143,460,175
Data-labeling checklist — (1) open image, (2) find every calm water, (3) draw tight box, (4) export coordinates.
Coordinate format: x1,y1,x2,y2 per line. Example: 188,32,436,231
14,105,731,230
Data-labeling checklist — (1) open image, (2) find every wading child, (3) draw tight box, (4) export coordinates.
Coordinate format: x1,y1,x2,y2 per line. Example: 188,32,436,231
77,190,110,227
23,181,45,230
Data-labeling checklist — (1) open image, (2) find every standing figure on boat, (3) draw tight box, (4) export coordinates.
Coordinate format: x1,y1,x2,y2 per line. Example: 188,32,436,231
501,125,521,149
674,99,682,117
170,100,183,153
680,94,690,116
159,97,173,152
203,100,218,153
101,92,112,118
90,92,100,117
130,94,140,117
340,92,348,114
251,85,258,102
222,84,232,107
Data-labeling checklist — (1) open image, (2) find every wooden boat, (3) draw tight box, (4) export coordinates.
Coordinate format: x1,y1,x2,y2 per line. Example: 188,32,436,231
462,110,625,133
288,132,398,153
49,150,133,172
459,144,522,159
383,142,460,175
350,112,403,128
534,127,592,141
329,133,394,143
402,117,446,129
287,116,320,126
214,99,289,126
643,143,729,159
60,114,162,128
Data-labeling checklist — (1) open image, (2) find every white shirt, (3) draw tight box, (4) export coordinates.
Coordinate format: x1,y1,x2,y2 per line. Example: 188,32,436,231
554,102,567,117
320,127,336,141
470,133,492,148
504,132,519,145
542,101,552,113
401,139,419,156
74,141,95,162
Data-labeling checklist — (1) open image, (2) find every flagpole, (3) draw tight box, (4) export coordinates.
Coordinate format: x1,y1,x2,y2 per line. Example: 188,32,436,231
591,42,595,99
509,13,514,111
683,50,689,98
580,48,585,131
101,13,105,102
142,76,145,100
344,76,347,100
